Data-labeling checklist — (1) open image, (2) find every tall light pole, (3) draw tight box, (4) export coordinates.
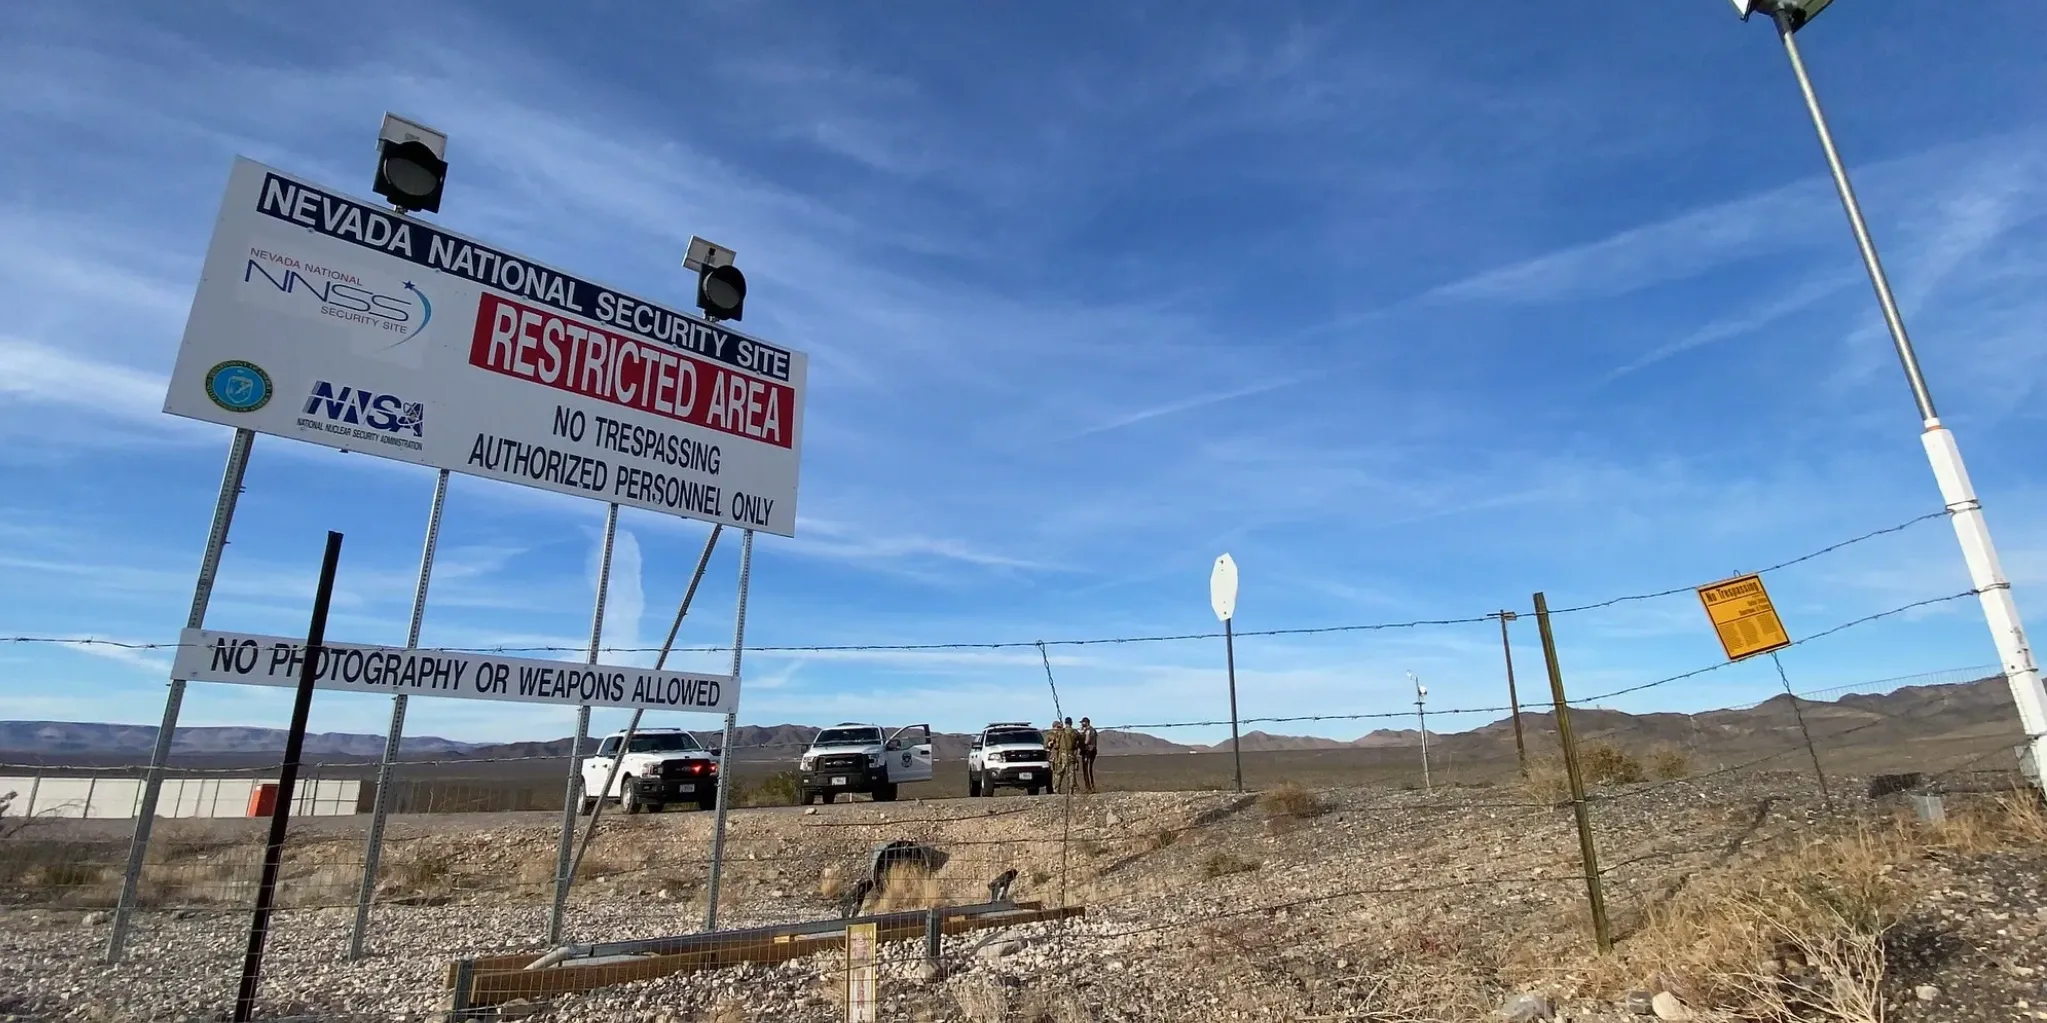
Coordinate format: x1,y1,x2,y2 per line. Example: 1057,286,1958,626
1726,0,2047,792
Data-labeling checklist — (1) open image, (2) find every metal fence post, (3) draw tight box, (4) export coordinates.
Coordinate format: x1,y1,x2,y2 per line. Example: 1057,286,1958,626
704,528,754,931
548,503,618,946
108,427,255,963
1532,591,1612,954
349,468,451,958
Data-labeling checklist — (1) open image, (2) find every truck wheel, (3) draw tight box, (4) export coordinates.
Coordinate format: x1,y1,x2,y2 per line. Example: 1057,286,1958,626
822,792,837,804
801,790,817,806
578,796,597,816
697,796,717,812
967,773,981,798
622,780,643,814
647,801,667,814
873,783,899,803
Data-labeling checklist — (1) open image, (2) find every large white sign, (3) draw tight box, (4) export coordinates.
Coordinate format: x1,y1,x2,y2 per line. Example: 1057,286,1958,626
170,628,738,715
162,158,805,536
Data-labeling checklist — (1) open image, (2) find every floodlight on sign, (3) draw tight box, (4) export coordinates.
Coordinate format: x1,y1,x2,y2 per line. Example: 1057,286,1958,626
373,113,448,214
698,263,747,322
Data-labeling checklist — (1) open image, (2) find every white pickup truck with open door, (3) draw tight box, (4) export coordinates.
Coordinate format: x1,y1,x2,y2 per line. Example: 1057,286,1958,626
796,723,933,804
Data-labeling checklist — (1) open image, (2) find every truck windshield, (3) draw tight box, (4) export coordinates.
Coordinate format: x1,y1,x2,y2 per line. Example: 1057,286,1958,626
984,729,1043,746
621,733,701,753
814,727,882,746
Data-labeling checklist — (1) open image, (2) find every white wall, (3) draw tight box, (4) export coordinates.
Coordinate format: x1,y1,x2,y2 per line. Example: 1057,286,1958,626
0,776,360,819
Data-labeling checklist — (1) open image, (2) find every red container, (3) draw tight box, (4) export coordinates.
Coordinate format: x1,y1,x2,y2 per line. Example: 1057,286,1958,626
246,783,279,818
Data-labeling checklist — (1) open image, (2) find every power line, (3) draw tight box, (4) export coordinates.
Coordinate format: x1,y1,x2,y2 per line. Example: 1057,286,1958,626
1,511,1949,659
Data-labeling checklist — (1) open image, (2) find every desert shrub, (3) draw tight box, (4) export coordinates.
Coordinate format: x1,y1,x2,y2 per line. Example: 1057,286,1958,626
1648,746,1691,780
1200,851,1260,878
742,770,802,807
1259,781,1328,821
1579,743,1644,785
1604,828,1910,1020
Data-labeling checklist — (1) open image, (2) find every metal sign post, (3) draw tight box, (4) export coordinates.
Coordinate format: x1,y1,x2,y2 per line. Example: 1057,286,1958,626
704,528,755,930
349,468,450,959
1210,554,1242,793
566,524,724,896
107,427,255,964
549,503,619,946
232,530,344,1023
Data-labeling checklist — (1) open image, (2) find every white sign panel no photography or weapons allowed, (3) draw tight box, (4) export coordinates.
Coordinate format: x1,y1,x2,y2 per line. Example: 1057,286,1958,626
162,158,807,537
170,629,739,715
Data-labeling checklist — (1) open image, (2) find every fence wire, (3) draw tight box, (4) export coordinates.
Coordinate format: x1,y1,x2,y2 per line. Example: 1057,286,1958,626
3,506,2041,1021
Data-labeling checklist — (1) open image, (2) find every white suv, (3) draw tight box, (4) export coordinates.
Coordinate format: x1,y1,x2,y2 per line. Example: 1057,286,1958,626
967,722,1051,796
797,723,934,804
578,728,720,814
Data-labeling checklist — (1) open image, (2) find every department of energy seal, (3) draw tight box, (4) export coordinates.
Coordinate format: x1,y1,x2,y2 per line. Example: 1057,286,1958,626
204,360,273,413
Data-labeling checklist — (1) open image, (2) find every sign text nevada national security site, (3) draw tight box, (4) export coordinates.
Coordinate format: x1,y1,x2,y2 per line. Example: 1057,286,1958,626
162,158,806,537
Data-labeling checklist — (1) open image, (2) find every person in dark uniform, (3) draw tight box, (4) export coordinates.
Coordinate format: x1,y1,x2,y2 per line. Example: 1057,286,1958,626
1078,717,1099,793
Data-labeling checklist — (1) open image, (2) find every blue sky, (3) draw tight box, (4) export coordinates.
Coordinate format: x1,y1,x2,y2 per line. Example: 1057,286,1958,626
3,1,2045,748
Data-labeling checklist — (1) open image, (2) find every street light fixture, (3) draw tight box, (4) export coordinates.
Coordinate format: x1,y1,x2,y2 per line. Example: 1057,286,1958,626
685,235,747,322
372,113,448,215
1725,0,2047,792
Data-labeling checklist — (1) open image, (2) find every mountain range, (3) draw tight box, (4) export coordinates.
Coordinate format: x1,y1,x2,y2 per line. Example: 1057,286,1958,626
0,675,2020,767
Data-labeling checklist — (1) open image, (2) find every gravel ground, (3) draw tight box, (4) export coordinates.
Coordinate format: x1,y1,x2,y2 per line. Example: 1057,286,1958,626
2,772,2036,1022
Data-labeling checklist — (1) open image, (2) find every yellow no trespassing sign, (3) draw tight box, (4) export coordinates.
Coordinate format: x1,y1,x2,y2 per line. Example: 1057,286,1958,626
1696,573,1792,661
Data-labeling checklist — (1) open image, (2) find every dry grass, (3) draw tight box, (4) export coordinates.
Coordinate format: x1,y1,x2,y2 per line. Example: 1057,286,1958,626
1199,851,1260,879
1259,781,1329,821
1523,743,1648,807
1583,804,2043,1022
870,862,943,912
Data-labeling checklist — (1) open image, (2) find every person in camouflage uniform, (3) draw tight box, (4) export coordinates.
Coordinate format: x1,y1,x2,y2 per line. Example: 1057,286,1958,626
1049,717,1079,794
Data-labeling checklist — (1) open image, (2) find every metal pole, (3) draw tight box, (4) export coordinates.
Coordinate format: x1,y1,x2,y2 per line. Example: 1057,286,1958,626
548,503,618,946
1498,611,1528,775
1532,591,1611,953
108,427,255,963
1770,8,2047,793
1769,651,1833,809
1412,673,1431,792
1224,617,1242,793
232,530,343,1023
704,528,754,930
348,468,449,959
565,524,723,894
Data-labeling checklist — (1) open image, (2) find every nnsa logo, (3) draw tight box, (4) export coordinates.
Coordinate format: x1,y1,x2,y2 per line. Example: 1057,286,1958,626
303,381,426,437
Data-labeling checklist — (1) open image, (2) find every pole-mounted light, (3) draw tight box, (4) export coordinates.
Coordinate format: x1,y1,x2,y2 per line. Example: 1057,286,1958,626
684,235,746,322
373,113,448,215
1728,0,1832,31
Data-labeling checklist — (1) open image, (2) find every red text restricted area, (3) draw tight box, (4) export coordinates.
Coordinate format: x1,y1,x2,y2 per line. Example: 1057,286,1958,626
468,293,793,448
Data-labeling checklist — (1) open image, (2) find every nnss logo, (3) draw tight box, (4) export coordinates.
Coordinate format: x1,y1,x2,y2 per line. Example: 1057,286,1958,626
303,381,425,437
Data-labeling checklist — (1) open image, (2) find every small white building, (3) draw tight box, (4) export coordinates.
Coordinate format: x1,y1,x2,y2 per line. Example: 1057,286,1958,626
0,775,360,819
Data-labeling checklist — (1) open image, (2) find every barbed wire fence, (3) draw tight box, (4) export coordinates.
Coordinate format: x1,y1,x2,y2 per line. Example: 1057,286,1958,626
1,508,2042,1021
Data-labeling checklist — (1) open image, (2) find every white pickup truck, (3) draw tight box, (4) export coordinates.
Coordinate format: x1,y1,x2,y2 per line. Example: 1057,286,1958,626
797,723,933,804
578,728,721,814
966,722,1051,796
